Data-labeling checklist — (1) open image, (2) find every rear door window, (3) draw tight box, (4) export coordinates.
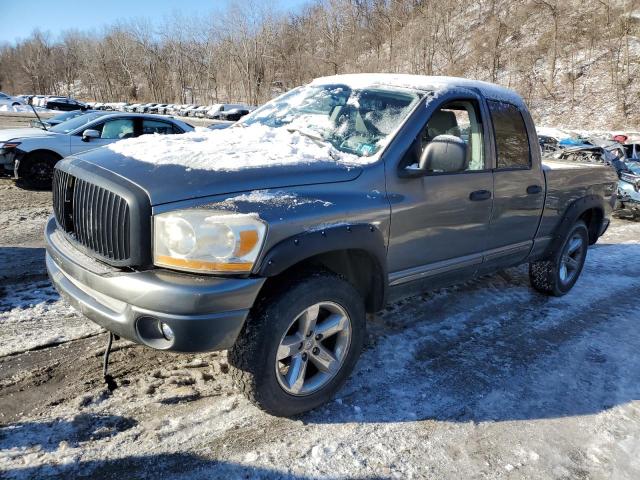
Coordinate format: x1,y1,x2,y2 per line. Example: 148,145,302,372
488,100,531,169
142,119,180,135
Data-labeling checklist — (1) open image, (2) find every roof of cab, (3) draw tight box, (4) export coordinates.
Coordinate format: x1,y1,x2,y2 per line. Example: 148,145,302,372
310,73,525,107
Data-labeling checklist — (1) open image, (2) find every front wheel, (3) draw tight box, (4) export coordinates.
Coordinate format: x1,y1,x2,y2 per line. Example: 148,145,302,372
18,152,58,189
230,271,365,416
529,220,589,296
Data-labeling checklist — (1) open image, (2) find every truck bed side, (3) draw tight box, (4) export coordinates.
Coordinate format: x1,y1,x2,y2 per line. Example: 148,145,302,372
535,159,617,249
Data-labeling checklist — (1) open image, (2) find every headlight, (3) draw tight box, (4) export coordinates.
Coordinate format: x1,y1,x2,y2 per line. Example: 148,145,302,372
154,210,267,274
0,141,21,153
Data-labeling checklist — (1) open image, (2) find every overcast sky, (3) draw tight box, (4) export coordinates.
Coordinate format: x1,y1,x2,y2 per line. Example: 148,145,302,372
1,0,310,44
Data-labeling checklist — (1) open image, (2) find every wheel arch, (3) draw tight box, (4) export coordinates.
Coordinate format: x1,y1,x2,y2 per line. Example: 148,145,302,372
16,148,62,178
256,224,388,313
548,194,605,255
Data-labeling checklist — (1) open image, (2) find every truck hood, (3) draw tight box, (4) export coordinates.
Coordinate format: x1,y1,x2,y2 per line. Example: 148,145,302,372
0,127,59,142
70,144,363,206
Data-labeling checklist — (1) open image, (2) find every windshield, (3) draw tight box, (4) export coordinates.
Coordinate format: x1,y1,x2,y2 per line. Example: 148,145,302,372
240,84,421,157
50,112,106,134
49,110,86,123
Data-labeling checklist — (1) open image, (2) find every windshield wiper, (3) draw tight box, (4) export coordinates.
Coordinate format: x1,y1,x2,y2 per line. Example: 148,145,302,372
286,127,339,160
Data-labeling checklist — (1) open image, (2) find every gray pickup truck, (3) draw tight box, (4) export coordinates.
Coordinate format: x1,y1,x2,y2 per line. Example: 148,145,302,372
45,74,618,416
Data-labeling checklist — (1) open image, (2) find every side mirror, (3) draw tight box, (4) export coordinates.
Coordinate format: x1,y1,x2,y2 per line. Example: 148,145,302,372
82,129,100,142
419,135,468,173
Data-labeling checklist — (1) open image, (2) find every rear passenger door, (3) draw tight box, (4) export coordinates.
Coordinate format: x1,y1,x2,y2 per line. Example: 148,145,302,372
141,119,183,135
482,100,545,270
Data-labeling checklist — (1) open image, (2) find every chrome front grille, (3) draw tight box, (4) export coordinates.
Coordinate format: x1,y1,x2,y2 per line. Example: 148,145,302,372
52,169,131,262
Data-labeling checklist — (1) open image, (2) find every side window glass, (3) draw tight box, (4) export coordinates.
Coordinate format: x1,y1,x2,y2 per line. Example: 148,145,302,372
488,100,530,169
409,100,485,173
142,119,175,135
101,119,135,139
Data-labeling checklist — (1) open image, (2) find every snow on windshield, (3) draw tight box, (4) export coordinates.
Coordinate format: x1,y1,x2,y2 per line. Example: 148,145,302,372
107,123,365,171
106,84,420,171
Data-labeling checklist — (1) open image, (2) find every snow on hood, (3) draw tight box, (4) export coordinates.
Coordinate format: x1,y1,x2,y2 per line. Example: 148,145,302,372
0,127,57,142
106,124,366,171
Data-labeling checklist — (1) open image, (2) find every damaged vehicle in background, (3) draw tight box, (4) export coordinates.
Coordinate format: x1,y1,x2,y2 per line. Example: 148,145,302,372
554,142,640,219
616,161,640,218
0,112,193,187
45,74,617,416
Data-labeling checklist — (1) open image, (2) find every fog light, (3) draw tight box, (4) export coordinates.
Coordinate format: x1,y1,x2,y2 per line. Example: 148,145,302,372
159,322,175,341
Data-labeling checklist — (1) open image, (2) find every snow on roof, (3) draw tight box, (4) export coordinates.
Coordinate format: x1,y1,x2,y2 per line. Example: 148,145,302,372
106,123,363,171
311,73,525,105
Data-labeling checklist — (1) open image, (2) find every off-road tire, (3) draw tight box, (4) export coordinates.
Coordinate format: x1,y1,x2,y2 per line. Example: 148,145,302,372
229,271,365,416
529,220,589,296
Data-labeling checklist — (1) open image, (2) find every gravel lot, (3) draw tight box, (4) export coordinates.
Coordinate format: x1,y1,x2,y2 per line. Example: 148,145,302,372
1,112,639,479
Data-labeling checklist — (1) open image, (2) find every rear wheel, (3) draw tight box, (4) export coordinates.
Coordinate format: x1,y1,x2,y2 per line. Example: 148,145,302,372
529,220,589,296
230,271,365,416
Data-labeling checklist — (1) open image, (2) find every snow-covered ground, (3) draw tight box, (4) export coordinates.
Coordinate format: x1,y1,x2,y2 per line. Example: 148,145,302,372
1,173,639,478
0,105,53,114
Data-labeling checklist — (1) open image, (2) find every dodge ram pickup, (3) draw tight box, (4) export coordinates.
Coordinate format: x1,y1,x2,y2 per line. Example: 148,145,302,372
45,74,618,416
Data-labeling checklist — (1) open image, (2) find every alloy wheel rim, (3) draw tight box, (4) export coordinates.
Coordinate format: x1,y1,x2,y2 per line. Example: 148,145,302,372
275,301,352,396
559,233,585,285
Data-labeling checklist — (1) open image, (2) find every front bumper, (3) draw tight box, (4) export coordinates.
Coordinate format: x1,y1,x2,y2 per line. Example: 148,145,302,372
45,217,265,352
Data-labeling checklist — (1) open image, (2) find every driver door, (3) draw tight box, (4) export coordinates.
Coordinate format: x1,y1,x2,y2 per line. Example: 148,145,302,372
386,94,495,289
69,118,136,155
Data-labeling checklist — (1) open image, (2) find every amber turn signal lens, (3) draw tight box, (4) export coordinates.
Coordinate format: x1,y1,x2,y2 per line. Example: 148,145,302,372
155,255,253,273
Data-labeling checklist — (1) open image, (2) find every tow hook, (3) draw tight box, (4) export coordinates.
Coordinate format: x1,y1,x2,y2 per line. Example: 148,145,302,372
103,332,120,391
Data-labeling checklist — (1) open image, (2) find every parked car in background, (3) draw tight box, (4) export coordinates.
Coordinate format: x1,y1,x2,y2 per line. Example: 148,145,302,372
45,97,87,111
125,103,142,112
0,92,25,107
138,103,159,113
30,109,98,129
193,106,212,117
180,105,200,116
148,104,169,114
157,104,174,115
0,112,193,187
44,74,617,416
208,108,251,122
205,103,252,119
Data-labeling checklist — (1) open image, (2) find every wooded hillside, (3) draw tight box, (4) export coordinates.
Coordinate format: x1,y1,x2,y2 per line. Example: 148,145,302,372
1,0,638,128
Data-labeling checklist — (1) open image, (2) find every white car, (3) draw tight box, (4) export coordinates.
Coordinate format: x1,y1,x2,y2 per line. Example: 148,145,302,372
0,92,25,107
0,112,193,187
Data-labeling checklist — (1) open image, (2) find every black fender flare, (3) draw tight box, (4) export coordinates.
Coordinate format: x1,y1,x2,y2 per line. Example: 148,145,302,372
257,223,388,310
547,194,604,256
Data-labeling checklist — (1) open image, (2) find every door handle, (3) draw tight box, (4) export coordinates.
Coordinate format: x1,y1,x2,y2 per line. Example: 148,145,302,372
469,190,492,201
526,185,543,194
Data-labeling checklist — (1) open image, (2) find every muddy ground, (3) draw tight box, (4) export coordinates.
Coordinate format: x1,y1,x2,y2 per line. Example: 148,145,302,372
0,116,639,479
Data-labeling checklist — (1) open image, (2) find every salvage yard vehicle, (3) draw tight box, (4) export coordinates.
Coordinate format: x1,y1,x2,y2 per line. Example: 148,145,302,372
208,107,251,122
45,97,87,111
45,74,617,416
0,112,193,187
0,91,25,107
616,161,640,218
